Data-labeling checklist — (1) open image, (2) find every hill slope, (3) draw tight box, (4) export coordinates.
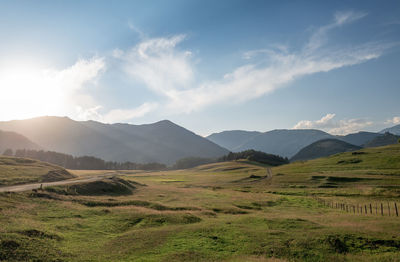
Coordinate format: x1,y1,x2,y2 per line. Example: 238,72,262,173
235,129,334,158
207,130,261,151
336,131,380,146
0,117,228,164
0,156,73,186
0,130,41,153
290,139,361,161
380,124,400,135
364,132,400,147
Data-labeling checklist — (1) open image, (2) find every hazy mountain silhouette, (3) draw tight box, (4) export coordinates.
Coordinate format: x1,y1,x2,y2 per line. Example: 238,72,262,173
215,129,334,158
0,116,228,164
336,131,381,146
364,132,400,147
380,124,400,135
0,130,41,154
291,139,361,161
207,130,261,151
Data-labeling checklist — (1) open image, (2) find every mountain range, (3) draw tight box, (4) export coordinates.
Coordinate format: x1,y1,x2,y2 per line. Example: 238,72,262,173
0,116,228,164
1,116,399,165
207,128,399,160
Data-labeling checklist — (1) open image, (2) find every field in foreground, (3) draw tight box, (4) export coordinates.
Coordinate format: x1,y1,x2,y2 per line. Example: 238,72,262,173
1,145,400,261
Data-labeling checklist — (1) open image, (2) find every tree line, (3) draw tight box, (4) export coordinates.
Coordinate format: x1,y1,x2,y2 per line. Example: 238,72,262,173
2,148,289,170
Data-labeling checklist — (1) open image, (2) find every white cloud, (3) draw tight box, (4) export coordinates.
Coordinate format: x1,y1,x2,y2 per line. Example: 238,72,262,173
117,11,388,114
293,113,373,135
102,102,159,123
385,116,400,125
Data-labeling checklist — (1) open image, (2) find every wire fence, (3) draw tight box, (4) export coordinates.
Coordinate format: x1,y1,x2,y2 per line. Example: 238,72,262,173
315,198,399,217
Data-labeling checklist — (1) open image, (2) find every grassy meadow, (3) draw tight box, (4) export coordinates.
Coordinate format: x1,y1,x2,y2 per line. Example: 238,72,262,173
1,145,400,261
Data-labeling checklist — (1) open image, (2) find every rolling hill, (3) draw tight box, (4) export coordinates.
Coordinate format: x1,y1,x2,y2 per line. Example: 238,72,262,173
0,130,41,154
0,116,229,164
364,132,400,147
290,138,361,161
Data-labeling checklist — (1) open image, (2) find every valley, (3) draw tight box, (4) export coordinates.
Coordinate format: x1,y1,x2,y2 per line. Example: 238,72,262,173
1,145,400,261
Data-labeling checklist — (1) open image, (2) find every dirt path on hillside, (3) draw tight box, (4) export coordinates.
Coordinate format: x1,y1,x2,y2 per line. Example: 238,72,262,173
0,172,116,193
266,168,272,179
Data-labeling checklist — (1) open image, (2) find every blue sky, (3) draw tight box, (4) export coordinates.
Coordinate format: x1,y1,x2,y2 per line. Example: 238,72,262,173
0,0,399,136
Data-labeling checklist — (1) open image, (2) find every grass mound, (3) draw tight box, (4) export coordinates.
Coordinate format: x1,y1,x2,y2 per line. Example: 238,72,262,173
0,156,74,186
45,177,138,196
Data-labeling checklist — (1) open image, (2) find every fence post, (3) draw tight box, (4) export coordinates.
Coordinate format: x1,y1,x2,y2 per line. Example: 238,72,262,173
353,205,355,214
381,203,384,216
365,205,367,214
375,203,377,215
370,204,372,214
395,203,399,217
388,202,391,216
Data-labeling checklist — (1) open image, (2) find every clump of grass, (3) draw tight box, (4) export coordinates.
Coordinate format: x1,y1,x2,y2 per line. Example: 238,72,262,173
18,229,61,240
337,158,362,164
311,175,326,180
212,207,248,214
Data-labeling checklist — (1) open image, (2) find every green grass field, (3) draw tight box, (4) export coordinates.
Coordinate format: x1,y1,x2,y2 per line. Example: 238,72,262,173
1,145,400,261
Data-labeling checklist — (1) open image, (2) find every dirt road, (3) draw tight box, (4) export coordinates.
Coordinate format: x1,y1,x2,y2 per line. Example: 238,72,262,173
0,172,116,193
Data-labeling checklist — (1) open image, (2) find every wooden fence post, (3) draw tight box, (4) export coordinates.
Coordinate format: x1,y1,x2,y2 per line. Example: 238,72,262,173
387,202,391,216
375,203,377,215
381,203,384,216
395,203,399,217
370,204,372,214
364,205,367,214
353,205,355,214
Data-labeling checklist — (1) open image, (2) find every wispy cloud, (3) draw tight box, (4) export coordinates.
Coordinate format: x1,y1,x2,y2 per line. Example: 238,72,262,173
117,34,194,95
305,11,368,52
102,102,159,123
116,11,388,114
293,113,373,135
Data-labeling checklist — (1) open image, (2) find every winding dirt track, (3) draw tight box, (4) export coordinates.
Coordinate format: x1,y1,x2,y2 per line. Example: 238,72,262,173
0,172,116,193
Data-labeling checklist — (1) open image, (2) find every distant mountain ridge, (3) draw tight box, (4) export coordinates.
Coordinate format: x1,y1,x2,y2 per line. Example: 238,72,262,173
380,124,400,135
208,129,333,158
335,131,381,146
207,130,261,151
290,139,362,162
0,116,229,164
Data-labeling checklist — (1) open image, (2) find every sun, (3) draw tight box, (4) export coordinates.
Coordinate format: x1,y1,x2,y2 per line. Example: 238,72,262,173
0,64,65,121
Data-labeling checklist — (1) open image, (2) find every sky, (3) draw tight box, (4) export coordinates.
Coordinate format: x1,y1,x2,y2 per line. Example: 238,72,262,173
0,0,399,136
